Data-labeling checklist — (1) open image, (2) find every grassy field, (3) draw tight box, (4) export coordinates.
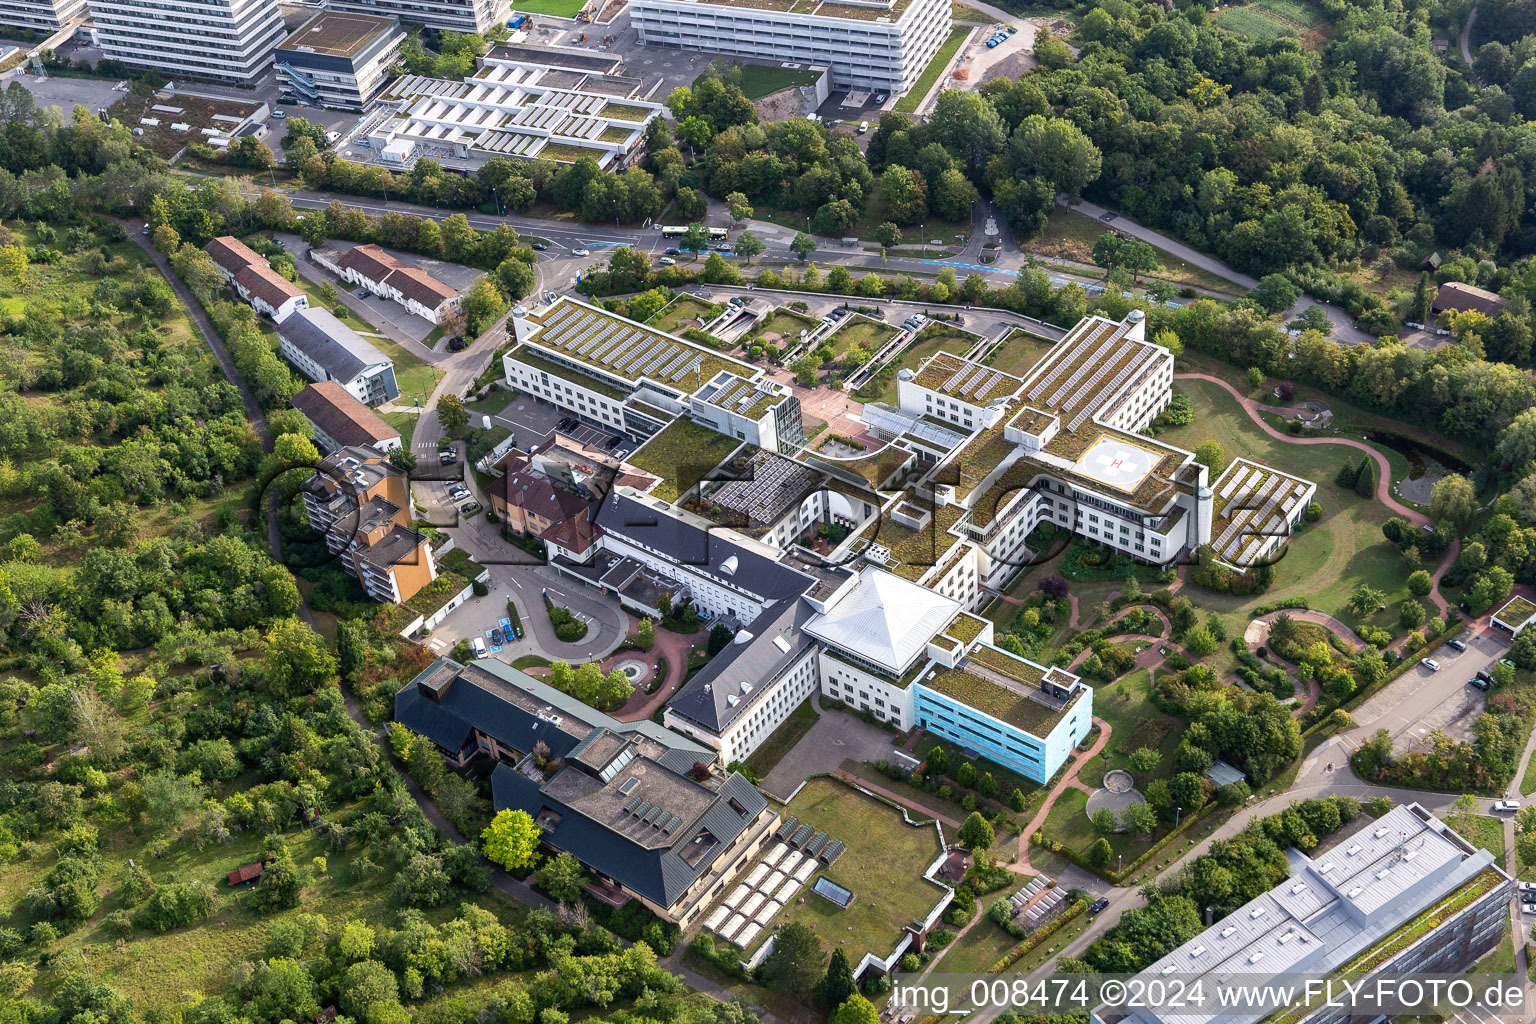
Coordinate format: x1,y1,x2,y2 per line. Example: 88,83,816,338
827,315,899,362
1155,377,1420,639
286,267,444,403
1445,813,1507,861
647,295,720,335
381,409,422,449
985,329,1058,377
1215,0,1324,40
757,193,970,247
1025,209,1245,294
758,308,819,344
716,63,828,100
761,778,947,963
894,26,971,114
937,917,1021,974
510,0,588,17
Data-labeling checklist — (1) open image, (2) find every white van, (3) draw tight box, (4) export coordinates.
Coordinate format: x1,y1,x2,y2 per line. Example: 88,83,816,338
858,121,868,134
471,636,488,658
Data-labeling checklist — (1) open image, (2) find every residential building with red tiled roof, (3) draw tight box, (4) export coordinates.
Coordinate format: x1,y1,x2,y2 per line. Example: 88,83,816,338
1432,281,1508,317
205,236,308,322
291,382,402,454
314,243,462,324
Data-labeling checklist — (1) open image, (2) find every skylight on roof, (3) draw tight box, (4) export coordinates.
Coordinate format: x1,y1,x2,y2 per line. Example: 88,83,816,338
1346,844,1361,856
1347,886,1364,898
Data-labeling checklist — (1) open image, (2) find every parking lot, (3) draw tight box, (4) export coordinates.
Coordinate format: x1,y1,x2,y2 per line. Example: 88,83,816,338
1352,631,1507,750
484,391,564,449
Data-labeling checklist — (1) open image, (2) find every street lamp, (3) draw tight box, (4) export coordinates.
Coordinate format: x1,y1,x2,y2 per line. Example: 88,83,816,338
1175,806,1182,828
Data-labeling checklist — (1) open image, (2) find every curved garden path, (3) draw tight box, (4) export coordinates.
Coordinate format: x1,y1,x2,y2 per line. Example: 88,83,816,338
1010,716,1113,874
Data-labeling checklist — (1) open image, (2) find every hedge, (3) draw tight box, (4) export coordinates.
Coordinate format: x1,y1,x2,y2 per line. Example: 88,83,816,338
1300,618,1467,736
1033,798,1219,884
987,899,1088,972
1252,597,1310,615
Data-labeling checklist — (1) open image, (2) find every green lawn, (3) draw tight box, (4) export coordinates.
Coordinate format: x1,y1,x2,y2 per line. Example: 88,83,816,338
758,778,947,962
1521,746,1536,797
894,26,970,114
937,918,1021,974
628,416,742,502
647,295,721,335
827,315,899,362
869,324,982,404
1215,0,1324,39
711,63,827,100
381,409,422,448
1025,209,1245,294
510,0,589,16
757,308,819,344
1444,813,1507,861
1155,377,1419,639
288,269,443,404
985,329,1058,378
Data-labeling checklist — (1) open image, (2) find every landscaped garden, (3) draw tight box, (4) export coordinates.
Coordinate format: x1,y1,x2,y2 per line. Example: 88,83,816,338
756,307,819,347
628,417,743,502
861,322,982,404
824,315,900,365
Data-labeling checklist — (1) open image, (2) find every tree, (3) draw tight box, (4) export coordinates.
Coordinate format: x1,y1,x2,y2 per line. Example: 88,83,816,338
496,257,536,301
1120,801,1157,834
790,354,821,386
1353,456,1375,499
725,191,753,224
1398,599,1426,629
338,959,399,1021
1092,807,1119,834
637,617,655,652
708,622,734,654
735,230,764,264
1429,474,1476,530
958,811,994,851
0,245,27,284
1128,747,1161,773
790,232,816,262
1194,440,1226,475
1087,837,1113,867
533,850,584,903
1250,274,1301,312
262,619,336,698
438,393,469,435
680,221,712,255
875,222,902,248
760,921,825,999
829,995,880,1024
1346,584,1386,616
1334,456,1360,489
817,948,857,1009
1407,569,1433,596
481,809,541,870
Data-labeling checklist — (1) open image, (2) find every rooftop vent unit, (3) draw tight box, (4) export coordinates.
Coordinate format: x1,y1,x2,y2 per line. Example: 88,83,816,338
1374,826,1391,839
1346,844,1362,856
1247,951,1264,965
1375,867,1391,880
1220,926,1237,938
1347,886,1364,898
1190,946,1206,958
1290,883,1306,895
1249,907,1266,919
1318,862,1335,875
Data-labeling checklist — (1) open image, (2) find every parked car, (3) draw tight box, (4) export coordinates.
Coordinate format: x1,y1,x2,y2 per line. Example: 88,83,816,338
1470,676,1489,691
659,256,676,266
471,636,487,658
874,93,887,103
664,247,682,256
530,242,549,251
439,452,457,465
1475,669,1495,686
1522,902,1536,915
858,121,868,133
1420,658,1440,672
272,109,287,119
324,130,341,145
1518,882,1536,893
1089,897,1110,914
490,627,505,645
448,486,470,502
1522,892,1536,904
1495,800,1521,813
572,247,590,256
458,500,481,515
1446,638,1467,652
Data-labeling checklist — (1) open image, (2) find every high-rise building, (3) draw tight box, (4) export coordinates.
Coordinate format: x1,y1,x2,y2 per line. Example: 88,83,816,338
275,11,404,111
323,0,505,36
0,0,85,35
90,0,285,84
629,0,951,93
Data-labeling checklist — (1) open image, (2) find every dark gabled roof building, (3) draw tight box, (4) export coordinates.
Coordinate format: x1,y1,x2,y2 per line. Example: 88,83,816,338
1432,281,1508,317
398,657,779,924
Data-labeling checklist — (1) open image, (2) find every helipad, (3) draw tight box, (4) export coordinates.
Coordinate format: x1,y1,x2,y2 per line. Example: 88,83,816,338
1073,434,1161,492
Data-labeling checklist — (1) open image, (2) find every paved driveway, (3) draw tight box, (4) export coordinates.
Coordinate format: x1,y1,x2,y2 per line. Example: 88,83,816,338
1350,631,1504,749
759,707,901,801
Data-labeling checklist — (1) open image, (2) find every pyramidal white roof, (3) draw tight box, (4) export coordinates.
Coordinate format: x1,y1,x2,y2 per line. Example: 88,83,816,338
804,565,960,673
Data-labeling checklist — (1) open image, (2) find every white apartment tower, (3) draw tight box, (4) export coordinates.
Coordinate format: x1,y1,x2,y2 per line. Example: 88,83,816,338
323,0,506,35
629,0,952,93
90,0,285,83
0,0,85,34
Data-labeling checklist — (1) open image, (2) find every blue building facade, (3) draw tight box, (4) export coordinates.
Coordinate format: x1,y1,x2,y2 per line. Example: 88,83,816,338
911,661,1093,783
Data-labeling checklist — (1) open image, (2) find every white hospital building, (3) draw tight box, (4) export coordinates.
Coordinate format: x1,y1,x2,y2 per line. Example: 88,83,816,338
629,0,952,93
